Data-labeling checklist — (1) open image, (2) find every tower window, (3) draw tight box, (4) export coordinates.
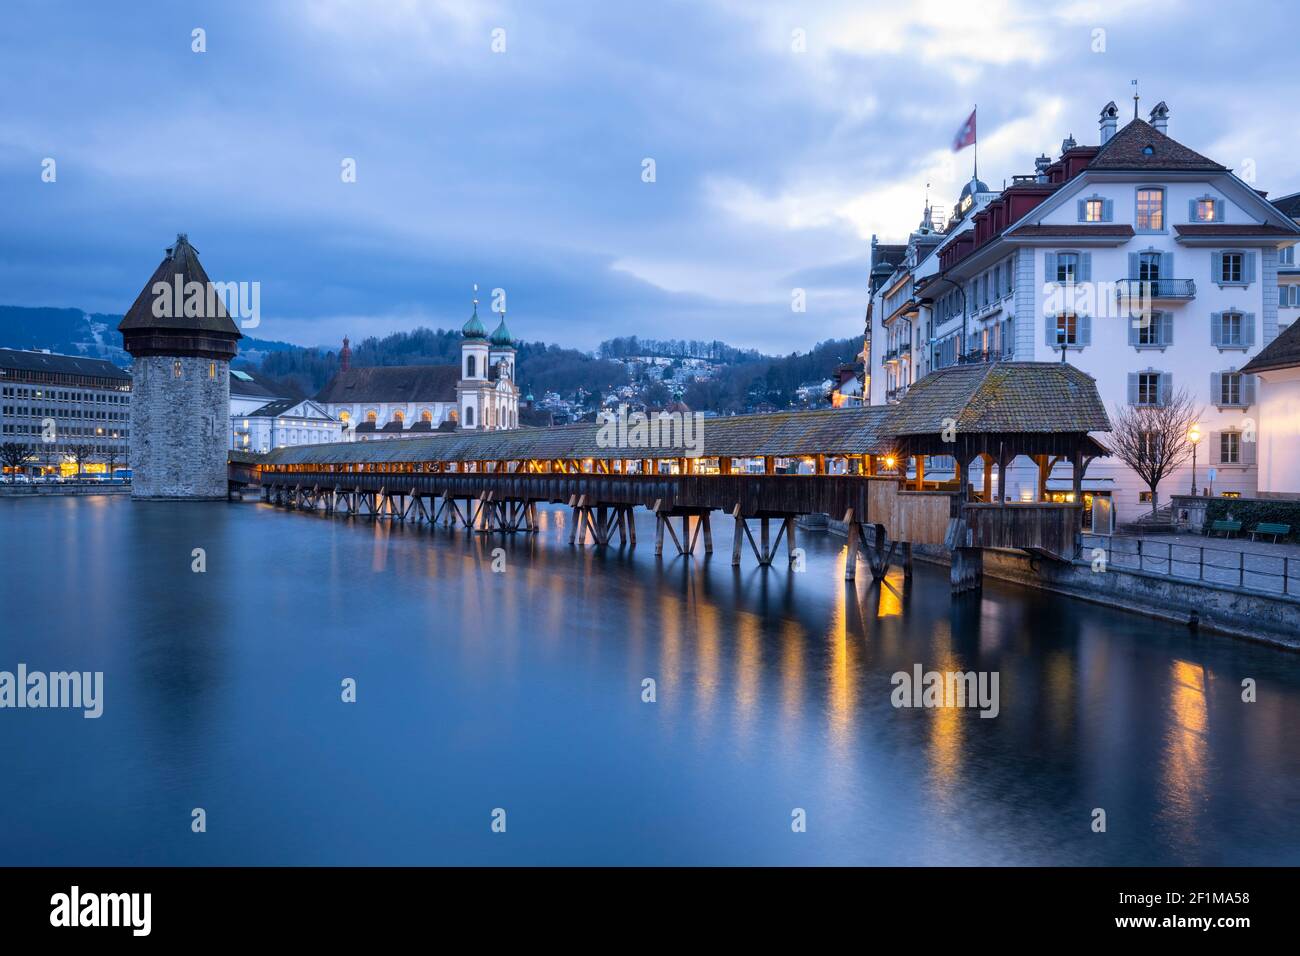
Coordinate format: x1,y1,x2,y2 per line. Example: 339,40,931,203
173,360,182,378
209,362,216,379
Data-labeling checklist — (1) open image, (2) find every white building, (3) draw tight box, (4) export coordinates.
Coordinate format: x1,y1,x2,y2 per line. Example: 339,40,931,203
1242,320,1300,496
231,398,344,454
229,368,285,419
867,100,1300,525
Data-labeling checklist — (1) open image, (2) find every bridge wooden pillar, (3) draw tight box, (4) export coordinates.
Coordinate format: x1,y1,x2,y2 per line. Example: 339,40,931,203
951,547,983,593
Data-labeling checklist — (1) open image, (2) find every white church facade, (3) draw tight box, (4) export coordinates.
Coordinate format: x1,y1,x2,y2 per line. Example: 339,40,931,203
315,289,520,439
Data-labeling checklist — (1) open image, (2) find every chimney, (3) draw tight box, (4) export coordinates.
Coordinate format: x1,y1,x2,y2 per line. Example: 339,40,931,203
1099,101,1119,144
1148,101,1169,135
1034,153,1051,183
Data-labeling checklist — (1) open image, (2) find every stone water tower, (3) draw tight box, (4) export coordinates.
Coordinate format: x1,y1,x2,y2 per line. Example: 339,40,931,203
118,234,242,499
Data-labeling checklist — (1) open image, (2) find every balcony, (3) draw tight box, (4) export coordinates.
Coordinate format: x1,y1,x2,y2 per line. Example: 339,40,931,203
885,385,909,403
1116,278,1196,303
899,342,912,355
883,348,899,363
958,347,1014,365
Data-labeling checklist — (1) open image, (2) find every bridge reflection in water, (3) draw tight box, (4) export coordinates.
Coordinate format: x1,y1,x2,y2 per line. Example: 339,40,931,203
5,493,1298,865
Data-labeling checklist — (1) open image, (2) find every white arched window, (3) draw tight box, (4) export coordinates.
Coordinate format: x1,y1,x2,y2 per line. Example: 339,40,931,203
467,355,477,378
465,405,475,427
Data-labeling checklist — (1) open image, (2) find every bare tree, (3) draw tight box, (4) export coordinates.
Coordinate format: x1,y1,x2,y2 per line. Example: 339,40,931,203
1107,388,1202,517
0,442,32,477
67,443,96,478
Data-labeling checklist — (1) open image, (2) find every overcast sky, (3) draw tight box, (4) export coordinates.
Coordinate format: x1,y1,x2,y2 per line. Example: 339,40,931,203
2,0,1297,353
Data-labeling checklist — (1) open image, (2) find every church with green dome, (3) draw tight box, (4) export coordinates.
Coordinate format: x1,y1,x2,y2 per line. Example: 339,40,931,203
455,285,520,431
315,284,521,438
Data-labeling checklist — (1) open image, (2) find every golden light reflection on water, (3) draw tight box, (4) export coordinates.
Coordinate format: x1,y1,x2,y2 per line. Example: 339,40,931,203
692,597,722,730
733,610,762,748
876,577,903,618
780,618,805,738
925,639,964,809
1046,651,1075,740
1160,659,1209,846
827,583,854,752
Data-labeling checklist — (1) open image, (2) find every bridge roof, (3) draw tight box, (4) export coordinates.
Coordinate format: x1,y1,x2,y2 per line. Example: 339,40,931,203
886,362,1110,436
257,406,895,466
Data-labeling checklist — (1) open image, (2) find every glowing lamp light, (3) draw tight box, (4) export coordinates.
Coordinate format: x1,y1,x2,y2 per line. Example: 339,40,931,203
1188,425,1202,444
884,455,897,470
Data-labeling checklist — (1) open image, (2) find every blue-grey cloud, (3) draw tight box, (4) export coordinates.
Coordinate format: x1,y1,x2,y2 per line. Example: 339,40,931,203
1,0,1296,353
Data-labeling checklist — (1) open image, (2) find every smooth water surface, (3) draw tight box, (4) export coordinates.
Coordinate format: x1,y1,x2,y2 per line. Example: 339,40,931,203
2,495,1298,865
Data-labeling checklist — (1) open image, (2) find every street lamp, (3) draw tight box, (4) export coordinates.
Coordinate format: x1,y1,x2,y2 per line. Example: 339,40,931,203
1188,424,1202,495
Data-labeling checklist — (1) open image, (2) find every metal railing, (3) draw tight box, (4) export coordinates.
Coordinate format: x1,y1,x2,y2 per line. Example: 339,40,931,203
1080,533,1299,597
1115,278,1197,299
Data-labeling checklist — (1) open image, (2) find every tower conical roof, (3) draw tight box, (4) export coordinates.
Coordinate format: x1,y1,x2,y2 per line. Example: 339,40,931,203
118,234,242,337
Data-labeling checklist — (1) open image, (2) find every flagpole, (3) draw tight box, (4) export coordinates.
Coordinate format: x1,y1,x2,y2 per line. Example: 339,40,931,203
973,104,978,181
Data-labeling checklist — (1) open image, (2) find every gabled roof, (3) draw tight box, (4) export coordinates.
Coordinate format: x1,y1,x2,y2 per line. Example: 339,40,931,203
1272,192,1300,220
315,364,459,404
1087,119,1226,172
885,362,1110,435
247,398,335,420
118,234,242,336
1241,322,1300,375
0,348,130,381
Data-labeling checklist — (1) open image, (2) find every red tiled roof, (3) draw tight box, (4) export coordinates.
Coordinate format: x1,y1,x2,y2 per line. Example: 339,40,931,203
1087,119,1225,172
315,364,459,403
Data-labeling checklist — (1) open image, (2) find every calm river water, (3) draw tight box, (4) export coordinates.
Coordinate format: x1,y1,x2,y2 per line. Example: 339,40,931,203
2,494,1298,865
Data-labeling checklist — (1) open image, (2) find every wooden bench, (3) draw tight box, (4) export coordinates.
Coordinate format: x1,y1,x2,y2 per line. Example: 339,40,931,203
1249,522,1291,543
1207,519,1242,537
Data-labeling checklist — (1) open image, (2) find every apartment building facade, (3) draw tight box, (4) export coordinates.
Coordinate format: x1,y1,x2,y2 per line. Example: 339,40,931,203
0,348,132,475
867,102,1300,525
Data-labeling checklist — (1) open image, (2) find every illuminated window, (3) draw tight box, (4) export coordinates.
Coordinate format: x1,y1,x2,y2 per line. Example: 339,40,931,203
1083,199,1105,222
209,362,216,379
1136,188,1164,230
1194,198,1218,222
173,361,183,378
1052,313,1079,346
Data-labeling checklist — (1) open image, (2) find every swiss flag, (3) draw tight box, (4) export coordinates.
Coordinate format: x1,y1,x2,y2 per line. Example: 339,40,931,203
952,109,977,152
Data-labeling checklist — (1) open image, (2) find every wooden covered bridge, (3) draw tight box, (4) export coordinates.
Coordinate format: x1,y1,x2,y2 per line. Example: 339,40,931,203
236,362,1110,591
